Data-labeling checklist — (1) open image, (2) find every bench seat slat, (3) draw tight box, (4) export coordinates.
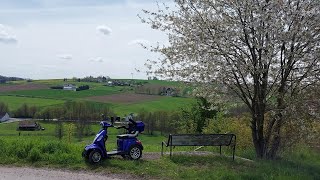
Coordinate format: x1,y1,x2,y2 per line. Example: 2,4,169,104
170,134,234,146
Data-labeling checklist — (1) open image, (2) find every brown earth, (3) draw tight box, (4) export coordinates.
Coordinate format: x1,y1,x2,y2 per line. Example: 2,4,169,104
0,166,128,180
0,84,48,92
87,93,163,104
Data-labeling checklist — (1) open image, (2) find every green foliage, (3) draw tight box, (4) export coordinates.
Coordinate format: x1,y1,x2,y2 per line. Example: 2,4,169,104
55,121,64,140
0,101,9,114
0,96,64,111
181,97,219,133
28,148,42,163
13,103,38,118
203,114,253,151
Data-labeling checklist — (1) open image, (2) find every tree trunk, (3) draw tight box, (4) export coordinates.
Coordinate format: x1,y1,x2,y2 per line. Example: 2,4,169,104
251,94,267,159
251,114,266,158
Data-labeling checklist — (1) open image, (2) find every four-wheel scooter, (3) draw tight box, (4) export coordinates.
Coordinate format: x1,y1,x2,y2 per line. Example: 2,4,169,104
82,114,145,164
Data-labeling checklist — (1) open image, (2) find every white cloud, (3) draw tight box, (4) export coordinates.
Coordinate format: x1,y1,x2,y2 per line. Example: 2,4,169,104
128,39,150,46
57,54,72,60
0,24,18,44
90,57,104,63
96,25,112,35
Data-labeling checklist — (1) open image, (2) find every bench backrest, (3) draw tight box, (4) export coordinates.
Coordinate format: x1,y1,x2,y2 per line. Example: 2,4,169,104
167,134,236,146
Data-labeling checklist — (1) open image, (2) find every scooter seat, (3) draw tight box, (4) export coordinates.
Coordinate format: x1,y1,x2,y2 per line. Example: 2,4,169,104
117,134,135,139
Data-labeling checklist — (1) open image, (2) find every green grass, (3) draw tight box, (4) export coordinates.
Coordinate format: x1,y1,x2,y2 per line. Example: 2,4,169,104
111,97,196,115
0,121,319,179
0,137,318,179
0,96,65,111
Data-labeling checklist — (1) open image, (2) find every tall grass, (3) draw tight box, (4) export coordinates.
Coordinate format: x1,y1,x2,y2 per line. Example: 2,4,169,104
0,137,318,179
0,138,83,165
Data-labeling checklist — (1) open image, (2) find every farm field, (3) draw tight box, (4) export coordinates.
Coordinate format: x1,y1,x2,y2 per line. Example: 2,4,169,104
1,87,127,100
86,93,164,104
0,96,65,111
0,84,48,92
0,79,195,115
111,97,195,115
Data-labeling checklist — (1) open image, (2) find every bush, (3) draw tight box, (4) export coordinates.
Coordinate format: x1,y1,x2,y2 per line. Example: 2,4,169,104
76,85,89,91
28,148,41,162
50,86,63,89
41,141,70,154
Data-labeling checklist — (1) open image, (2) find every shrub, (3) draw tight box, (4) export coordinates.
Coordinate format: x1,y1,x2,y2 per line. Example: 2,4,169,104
40,141,70,154
50,86,63,89
28,148,42,162
76,85,89,91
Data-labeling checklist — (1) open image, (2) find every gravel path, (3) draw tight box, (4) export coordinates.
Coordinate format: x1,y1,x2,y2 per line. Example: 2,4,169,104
0,152,252,180
0,166,125,180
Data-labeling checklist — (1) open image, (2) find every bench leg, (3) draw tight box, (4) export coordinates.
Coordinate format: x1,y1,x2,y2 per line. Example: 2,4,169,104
220,146,221,155
233,145,235,161
161,142,164,156
170,145,172,158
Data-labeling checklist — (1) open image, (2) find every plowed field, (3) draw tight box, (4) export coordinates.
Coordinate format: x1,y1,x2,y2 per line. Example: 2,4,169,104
0,84,48,92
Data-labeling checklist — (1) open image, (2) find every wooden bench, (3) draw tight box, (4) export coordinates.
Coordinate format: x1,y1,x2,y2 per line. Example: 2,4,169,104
161,134,236,160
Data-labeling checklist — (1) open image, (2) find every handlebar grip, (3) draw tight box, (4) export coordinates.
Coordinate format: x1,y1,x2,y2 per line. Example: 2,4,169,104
128,119,137,125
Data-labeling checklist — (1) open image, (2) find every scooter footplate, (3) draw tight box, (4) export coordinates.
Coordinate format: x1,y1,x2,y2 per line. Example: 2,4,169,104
107,151,121,155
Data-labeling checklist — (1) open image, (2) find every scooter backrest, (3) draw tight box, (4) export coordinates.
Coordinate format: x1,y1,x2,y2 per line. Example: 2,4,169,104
135,121,145,133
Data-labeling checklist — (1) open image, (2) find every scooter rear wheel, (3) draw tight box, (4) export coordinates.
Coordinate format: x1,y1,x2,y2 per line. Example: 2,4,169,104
89,150,102,164
129,145,142,160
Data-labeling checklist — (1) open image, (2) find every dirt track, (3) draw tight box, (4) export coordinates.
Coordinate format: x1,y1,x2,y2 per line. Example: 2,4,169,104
0,84,48,92
0,166,126,180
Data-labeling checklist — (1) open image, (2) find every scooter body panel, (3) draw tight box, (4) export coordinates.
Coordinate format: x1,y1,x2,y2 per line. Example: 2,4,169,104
83,129,108,158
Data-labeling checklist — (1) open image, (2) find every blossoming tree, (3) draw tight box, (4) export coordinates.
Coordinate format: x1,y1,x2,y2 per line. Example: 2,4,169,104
142,0,320,159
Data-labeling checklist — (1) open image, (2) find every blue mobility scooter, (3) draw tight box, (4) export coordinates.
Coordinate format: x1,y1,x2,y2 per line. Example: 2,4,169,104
82,114,145,164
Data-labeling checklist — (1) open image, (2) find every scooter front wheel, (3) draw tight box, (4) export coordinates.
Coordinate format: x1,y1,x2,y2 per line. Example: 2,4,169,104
129,145,142,160
89,150,102,164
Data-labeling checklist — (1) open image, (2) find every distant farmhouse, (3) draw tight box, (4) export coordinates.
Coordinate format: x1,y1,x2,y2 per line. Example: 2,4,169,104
135,84,179,96
0,112,10,122
63,84,77,91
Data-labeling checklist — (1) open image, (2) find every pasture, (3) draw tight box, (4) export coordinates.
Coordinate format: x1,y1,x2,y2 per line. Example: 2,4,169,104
0,96,65,111
0,79,194,115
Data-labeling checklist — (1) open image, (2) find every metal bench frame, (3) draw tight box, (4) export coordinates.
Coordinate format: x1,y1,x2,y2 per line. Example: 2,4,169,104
161,134,236,160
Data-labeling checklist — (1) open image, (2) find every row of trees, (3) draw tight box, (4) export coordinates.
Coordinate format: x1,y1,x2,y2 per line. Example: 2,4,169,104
0,75,24,83
137,97,218,135
0,102,38,118
0,101,114,140
72,76,111,83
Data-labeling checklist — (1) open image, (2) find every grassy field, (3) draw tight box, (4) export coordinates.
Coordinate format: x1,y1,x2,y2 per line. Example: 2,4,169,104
0,120,319,179
1,86,129,100
111,97,196,115
0,96,65,111
0,79,194,115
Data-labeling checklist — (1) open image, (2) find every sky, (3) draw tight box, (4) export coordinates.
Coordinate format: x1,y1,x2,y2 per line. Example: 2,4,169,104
0,0,170,79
